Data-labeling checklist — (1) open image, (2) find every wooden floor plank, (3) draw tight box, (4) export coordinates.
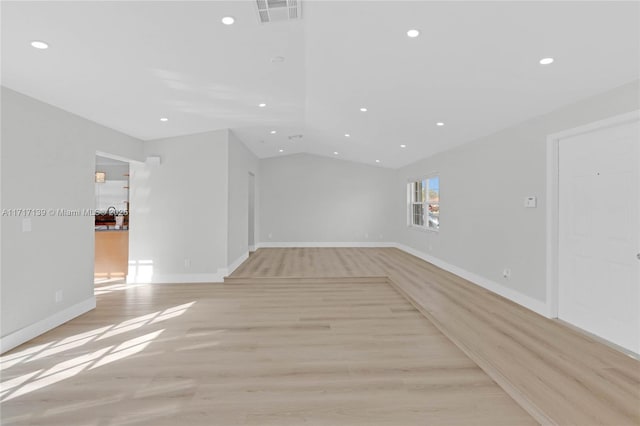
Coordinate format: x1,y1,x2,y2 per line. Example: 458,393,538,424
232,248,640,426
0,276,534,426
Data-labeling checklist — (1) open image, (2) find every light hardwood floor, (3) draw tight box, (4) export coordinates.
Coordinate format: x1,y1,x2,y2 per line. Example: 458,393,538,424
2,247,638,425
1,276,535,425
232,248,640,426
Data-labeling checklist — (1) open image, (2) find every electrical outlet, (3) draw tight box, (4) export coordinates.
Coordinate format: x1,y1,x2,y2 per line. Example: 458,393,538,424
524,196,537,208
268,233,273,239
55,290,63,303
184,258,191,269
364,233,369,239
502,268,511,279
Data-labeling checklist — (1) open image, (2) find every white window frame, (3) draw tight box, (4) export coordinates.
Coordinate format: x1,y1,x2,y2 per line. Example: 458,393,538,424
407,175,439,232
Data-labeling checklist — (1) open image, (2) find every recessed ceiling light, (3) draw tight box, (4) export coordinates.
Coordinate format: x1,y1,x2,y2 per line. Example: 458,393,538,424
333,151,339,155
160,117,169,122
270,130,277,134
539,57,554,65
375,160,381,163
360,107,368,112
31,40,49,49
436,122,445,127
407,29,420,38
279,149,284,153
271,56,285,63
258,103,267,108
400,144,406,148
344,133,351,138
221,16,235,25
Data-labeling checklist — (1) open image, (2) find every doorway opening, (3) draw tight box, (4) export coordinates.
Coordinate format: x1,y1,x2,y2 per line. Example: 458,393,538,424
94,155,130,290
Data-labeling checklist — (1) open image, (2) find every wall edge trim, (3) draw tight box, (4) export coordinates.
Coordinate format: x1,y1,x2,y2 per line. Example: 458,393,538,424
1,297,96,354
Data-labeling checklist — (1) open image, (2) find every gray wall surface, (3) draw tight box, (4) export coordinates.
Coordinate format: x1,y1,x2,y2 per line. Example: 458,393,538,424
1,87,144,338
259,154,397,244
129,130,229,282
396,79,640,303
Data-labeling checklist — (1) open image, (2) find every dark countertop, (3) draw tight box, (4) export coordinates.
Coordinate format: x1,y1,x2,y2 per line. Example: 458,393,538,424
95,226,129,232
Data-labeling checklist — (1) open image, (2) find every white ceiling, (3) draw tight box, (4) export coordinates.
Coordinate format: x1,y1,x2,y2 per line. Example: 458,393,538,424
2,1,639,168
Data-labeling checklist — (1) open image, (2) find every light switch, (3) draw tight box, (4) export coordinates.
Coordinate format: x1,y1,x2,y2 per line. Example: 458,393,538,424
22,218,32,232
524,196,537,208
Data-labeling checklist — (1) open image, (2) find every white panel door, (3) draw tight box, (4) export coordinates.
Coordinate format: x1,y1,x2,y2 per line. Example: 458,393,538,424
559,120,639,354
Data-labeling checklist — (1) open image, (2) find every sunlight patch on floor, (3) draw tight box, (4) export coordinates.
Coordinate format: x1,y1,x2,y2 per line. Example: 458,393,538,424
0,301,195,402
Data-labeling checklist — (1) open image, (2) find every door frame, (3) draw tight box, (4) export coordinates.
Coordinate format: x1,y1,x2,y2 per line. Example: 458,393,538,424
545,110,640,318
248,171,256,252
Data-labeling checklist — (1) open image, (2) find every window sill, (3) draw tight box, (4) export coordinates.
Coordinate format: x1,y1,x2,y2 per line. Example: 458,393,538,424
407,225,439,234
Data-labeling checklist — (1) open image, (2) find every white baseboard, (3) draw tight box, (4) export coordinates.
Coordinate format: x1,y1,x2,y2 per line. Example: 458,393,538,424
0,297,96,354
187,242,549,317
248,245,256,252
256,241,396,248
127,241,552,318
126,253,250,284
394,244,551,318
225,252,249,276
253,241,548,316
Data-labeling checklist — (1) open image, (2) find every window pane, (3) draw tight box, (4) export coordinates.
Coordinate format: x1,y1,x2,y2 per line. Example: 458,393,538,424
414,181,422,203
428,176,439,202
428,203,439,229
412,204,424,227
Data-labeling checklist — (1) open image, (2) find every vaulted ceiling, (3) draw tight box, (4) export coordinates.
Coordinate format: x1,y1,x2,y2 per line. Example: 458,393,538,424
2,1,639,168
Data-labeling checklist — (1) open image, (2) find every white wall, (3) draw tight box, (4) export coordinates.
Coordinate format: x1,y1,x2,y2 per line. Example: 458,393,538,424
0,87,144,352
227,131,259,267
396,79,640,314
128,130,229,283
95,164,129,182
259,154,396,245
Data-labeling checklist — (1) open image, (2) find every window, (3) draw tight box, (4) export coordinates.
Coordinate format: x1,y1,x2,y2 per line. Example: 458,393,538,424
407,176,439,230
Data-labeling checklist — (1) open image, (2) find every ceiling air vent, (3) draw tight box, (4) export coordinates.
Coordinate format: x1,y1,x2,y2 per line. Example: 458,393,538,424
256,0,301,24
